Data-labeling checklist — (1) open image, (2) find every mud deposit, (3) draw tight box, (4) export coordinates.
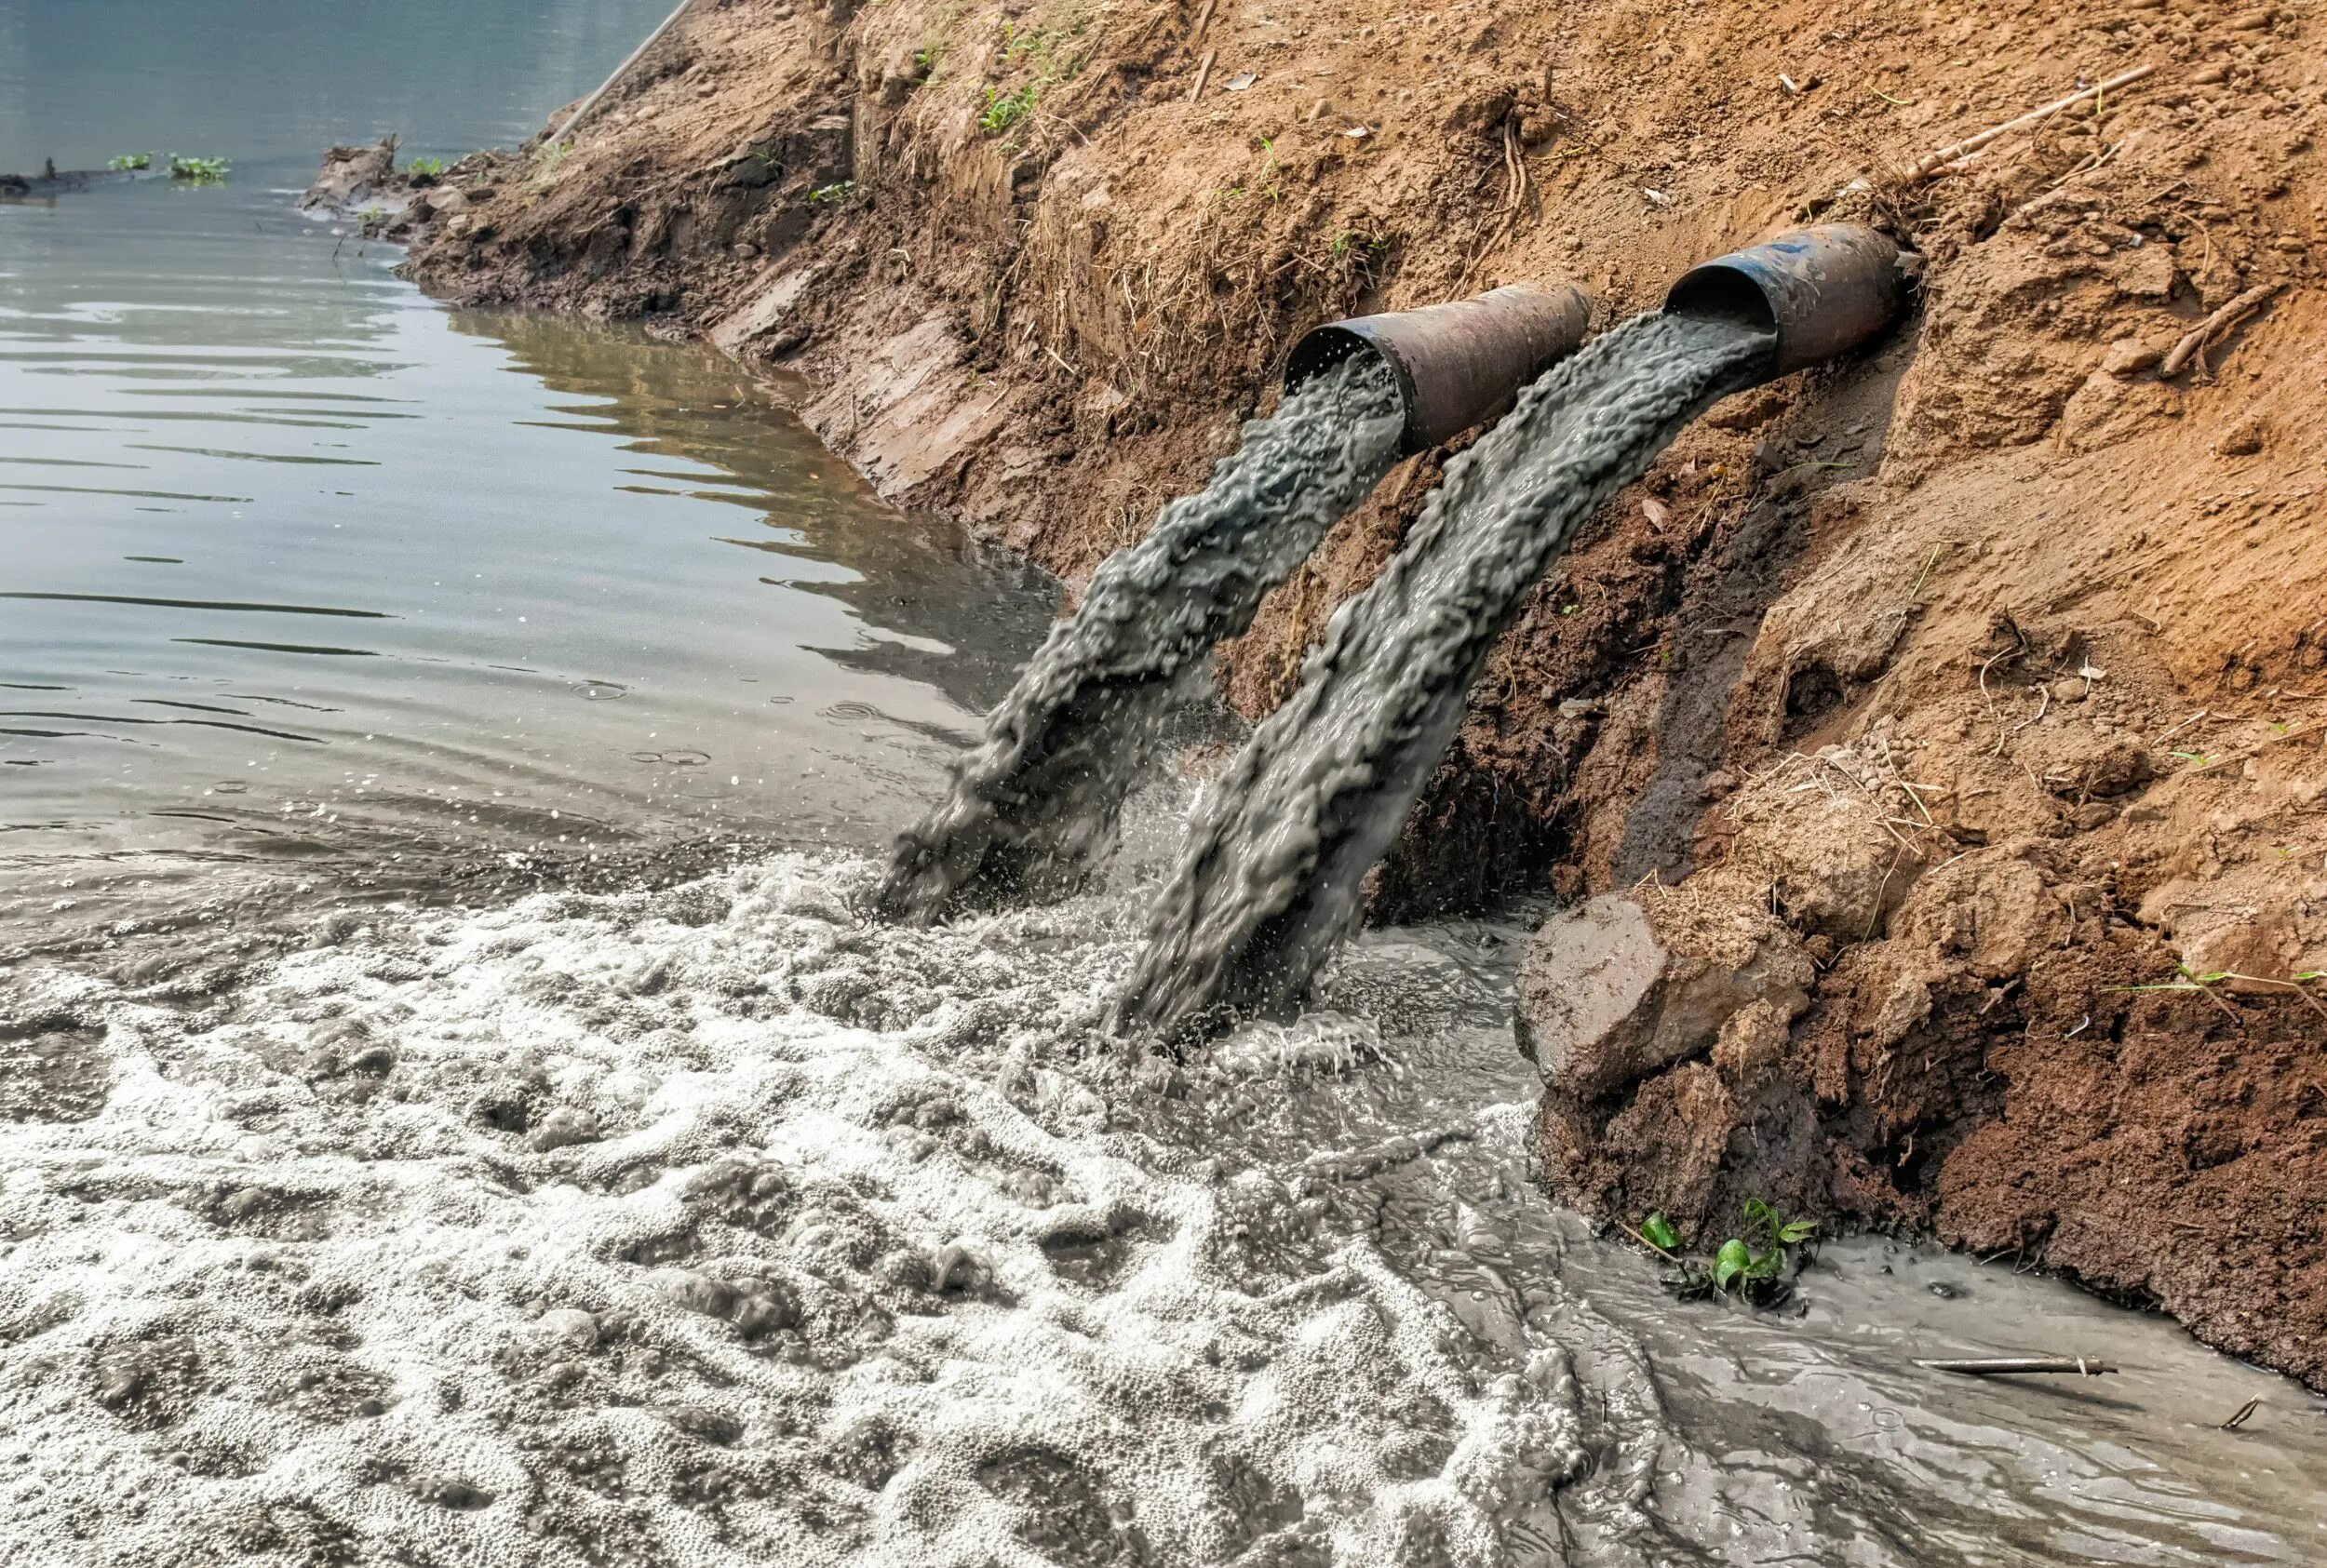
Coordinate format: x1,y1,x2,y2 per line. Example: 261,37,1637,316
5,839,2325,1565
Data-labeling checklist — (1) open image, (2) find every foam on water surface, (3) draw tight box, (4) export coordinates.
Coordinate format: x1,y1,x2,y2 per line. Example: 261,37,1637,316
3,851,2323,1566
0,854,1582,1566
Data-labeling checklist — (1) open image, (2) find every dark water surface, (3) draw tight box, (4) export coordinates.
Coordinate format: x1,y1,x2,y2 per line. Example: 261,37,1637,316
0,0,1055,943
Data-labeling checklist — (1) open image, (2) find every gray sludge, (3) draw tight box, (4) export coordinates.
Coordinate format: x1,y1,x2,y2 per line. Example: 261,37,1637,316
878,355,1404,923
1113,314,1775,1039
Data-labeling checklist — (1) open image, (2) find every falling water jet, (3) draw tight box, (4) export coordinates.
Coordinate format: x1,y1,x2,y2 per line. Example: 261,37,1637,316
877,284,1592,924
1112,225,1908,1039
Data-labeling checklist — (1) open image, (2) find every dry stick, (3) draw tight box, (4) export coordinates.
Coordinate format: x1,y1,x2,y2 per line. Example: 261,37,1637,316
1918,1357,2119,1376
550,0,704,149
1188,48,1217,103
2161,282,2280,377
1903,64,2156,182
1190,0,1216,44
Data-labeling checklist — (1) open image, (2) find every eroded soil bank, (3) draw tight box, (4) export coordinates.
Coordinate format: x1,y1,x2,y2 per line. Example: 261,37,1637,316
376,0,2325,1387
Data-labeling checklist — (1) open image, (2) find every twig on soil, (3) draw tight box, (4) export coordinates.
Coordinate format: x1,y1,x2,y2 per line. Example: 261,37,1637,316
2160,282,2280,378
1919,1357,2119,1376
1189,0,1216,45
1903,65,2156,183
2152,709,2211,747
1188,49,1217,103
2221,1397,2262,1432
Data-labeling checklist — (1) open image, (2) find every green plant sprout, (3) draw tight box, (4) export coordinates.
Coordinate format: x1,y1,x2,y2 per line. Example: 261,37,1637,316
978,83,1037,136
1634,1199,1819,1306
807,181,857,205
405,155,448,176
2119,963,2327,1020
168,154,230,182
108,153,152,172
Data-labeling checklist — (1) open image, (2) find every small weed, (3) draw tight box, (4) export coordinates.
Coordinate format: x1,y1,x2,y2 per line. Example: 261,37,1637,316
807,181,857,206
2119,963,2327,1020
168,154,230,183
1634,1199,1818,1307
536,140,572,173
108,153,152,172
978,83,1037,136
405,155,448,177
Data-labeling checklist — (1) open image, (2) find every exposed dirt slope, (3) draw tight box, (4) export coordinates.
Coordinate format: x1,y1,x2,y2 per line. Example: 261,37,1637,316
387,0,2325,1386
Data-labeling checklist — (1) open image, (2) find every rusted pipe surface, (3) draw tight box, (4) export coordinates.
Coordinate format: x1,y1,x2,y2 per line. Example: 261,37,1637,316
1285,283,1593,454
1664,223,1907,378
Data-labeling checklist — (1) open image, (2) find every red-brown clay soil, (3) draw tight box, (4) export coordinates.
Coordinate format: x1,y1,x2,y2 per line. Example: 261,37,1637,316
374,0,2325,1387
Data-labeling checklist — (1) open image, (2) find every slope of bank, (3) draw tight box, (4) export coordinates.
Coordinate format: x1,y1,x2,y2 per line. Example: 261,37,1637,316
381,0,2326,1387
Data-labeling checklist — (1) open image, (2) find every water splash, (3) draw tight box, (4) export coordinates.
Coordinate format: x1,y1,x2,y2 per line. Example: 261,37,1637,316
878,355,1403,923
1113,314,1775,1039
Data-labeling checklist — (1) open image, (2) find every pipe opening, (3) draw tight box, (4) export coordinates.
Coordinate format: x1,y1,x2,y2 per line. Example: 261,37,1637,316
1283,326,1389,394
1663,265,1780,336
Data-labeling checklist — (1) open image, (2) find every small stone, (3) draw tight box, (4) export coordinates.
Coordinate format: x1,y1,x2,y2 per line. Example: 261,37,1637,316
2100,338,2163,376
731,242,760,260
2051,677,2086,704
2214,417,2266,457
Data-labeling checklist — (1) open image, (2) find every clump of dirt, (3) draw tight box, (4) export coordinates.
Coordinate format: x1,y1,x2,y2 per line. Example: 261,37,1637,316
375,0,2325,1384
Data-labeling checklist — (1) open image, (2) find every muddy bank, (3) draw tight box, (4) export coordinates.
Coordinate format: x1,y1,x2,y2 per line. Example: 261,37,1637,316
375,0,2326,1386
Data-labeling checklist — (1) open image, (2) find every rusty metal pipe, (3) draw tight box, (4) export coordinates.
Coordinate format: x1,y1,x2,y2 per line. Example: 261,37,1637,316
1284,283,1593,454
1663,223,1907,379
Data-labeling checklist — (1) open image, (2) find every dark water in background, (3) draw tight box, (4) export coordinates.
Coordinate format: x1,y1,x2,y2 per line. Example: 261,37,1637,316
0,0,1055,944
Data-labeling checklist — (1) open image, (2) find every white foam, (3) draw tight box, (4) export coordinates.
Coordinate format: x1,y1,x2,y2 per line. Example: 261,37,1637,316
0,852,1580,1565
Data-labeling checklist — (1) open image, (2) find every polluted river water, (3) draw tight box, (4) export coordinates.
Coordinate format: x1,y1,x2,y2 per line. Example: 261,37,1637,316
4,3,2326,1564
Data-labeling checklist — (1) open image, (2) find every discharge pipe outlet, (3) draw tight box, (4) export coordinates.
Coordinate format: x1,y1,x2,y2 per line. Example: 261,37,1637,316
1284,283,1593,455
1663,223,1907,379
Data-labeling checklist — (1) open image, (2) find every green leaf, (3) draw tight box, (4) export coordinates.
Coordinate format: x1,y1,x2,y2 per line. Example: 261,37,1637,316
1742,1198,1775,1228
1777,1219,1819,1245
1640,1213,1681,1253
1747,1248,1782,1281
1714,1240,1750,1293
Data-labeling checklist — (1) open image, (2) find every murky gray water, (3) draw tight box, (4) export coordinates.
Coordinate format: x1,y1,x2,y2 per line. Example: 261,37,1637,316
1,4,2322,1563
0,0,1054,954
1120,314,1770,1037
880,355,1402,922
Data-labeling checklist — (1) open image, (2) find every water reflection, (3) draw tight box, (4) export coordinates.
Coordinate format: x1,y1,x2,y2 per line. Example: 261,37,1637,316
1,164,1054,950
